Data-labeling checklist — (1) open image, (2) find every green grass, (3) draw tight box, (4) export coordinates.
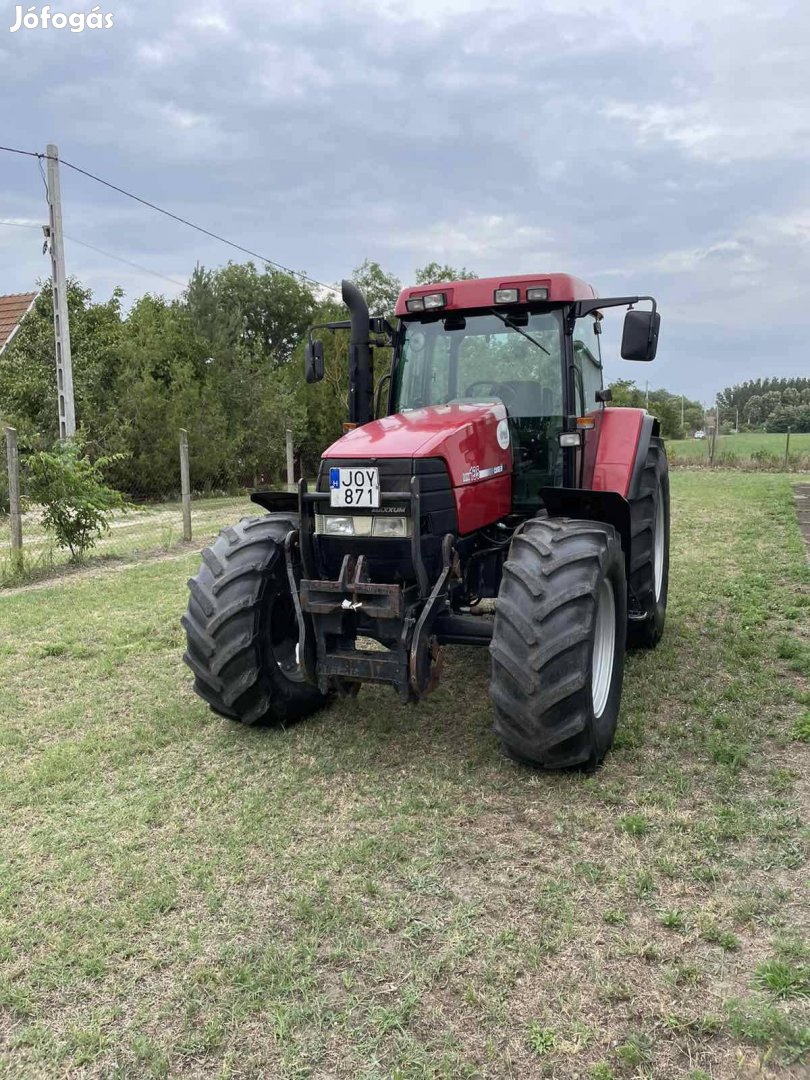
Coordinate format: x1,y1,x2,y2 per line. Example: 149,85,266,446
0,472,808,1078
669,430,810,469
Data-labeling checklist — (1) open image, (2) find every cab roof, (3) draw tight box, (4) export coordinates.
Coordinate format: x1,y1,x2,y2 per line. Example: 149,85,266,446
394,273,597,317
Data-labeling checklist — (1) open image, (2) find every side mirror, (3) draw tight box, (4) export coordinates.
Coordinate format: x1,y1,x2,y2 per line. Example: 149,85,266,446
621,309,660,361
304,339,324,383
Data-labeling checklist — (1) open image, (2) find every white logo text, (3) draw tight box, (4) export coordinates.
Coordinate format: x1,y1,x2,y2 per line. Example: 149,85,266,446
9,5,114,32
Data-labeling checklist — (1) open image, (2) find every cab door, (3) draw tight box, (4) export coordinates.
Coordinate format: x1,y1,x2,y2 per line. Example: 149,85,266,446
572,314,604,487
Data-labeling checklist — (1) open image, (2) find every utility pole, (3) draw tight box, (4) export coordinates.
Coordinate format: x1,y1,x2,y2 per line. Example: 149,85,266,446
681,394,684,430
45,143,76,439
645,380,649,409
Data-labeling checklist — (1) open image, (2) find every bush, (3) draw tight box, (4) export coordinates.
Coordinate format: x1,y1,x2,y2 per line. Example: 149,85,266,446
26,440,127,559
750,449,780,470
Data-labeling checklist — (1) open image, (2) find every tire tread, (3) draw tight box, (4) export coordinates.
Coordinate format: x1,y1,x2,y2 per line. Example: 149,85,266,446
182,514,327,726
490,516,626,769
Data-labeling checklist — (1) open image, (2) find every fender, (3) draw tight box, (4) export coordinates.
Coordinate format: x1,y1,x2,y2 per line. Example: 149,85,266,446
626,413,660,501
251,490,298,514
582,406,654,498
538,408,661,574
539,487,631,576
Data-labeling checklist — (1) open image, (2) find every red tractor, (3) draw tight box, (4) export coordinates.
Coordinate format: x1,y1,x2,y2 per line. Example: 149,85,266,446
182,274,668,769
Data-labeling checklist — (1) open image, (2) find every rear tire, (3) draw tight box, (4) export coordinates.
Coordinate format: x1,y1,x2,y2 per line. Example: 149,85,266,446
628,439,669,648
182,514,329,726
489,517,627,769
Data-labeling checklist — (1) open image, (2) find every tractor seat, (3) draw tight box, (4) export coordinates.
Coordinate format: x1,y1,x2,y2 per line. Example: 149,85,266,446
502,382,555,419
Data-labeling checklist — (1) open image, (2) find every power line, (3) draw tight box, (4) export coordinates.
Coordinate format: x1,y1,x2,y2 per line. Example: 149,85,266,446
62,234,188,290
0,145,40,159
0,144,340,295
0,219,188,290
58,157,339,293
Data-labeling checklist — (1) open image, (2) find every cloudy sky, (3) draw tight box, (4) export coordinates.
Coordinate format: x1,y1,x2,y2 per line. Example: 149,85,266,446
1,0,808,401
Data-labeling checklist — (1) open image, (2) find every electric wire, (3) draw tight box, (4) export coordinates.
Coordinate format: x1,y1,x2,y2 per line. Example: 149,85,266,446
0,146,40,159
62,235,189,289
0,220,189,290
0,144,340,295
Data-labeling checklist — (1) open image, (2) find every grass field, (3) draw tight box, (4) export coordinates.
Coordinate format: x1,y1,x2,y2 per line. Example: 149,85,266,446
0,473,808,1079
669,432,810,468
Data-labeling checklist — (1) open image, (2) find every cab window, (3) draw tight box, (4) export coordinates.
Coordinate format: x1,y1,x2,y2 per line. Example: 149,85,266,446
572,316,603,412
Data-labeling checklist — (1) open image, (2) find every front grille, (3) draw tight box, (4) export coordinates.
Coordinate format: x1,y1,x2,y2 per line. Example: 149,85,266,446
314,457,457,584
316,457,456,535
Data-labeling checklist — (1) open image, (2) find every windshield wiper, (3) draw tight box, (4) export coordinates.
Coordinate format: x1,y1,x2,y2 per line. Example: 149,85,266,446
489,309,551,356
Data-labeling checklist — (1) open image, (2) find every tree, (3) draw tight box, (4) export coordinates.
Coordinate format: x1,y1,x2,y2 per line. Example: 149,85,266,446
3,257,497,496
0,280,124,445
717,377,810,430
414,262,477,284
350,260,402,316
607,379,702,439
745,395,764,425
189,262,316,364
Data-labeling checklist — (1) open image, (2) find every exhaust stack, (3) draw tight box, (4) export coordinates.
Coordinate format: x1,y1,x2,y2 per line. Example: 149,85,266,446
342,279,373,426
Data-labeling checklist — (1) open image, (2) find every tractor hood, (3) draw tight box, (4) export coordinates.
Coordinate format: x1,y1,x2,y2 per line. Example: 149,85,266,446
322,401,513,489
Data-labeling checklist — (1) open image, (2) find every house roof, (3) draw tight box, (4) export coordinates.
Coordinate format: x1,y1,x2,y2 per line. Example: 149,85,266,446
0,292,39,354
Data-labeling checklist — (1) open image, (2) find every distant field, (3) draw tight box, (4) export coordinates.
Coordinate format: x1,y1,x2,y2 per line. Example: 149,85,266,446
670,431,810,467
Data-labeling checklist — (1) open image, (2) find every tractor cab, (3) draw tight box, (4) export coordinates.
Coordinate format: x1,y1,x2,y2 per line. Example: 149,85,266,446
388,275,657,511
392,294,567,508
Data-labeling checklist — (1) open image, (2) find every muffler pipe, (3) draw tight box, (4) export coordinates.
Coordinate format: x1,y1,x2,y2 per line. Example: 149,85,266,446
341,279,373,426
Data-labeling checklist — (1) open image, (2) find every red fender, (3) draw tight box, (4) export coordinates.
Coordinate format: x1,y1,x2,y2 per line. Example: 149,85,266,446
582,407,648,498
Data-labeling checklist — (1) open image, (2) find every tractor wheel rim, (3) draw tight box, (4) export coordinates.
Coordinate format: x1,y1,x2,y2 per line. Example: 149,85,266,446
592,578,616,719
653,490,665,602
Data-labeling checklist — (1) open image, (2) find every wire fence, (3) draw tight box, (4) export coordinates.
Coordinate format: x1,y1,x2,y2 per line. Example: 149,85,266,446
0,426,267,587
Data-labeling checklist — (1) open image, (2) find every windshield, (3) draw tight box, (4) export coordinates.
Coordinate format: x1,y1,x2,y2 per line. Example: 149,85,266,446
392,310,564,418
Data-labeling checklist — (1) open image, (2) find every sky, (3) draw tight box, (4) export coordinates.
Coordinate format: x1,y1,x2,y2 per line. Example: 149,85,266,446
1,0,809,402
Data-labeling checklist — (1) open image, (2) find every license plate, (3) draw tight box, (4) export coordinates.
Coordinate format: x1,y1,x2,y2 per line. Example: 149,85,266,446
329,466,380,508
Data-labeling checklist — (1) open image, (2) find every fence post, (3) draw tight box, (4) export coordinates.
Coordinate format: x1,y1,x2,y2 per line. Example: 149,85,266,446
709,413,717,466
179,429,192,542
286,429,295,492
784,426,792,471
5,427,23,569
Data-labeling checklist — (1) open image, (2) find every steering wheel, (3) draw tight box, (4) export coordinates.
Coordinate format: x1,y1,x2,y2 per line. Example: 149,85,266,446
463,379,518,409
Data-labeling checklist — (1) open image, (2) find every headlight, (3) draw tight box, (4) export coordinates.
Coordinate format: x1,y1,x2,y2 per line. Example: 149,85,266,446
316,515,374,536
494,287,519,303
316,515,411,537
323,516,355,536
422,291,447,310
371,516,409,538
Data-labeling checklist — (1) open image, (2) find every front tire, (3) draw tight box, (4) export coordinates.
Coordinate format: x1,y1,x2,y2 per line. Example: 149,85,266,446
628,439,670,648
489,517,627,769
182,514,329,726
